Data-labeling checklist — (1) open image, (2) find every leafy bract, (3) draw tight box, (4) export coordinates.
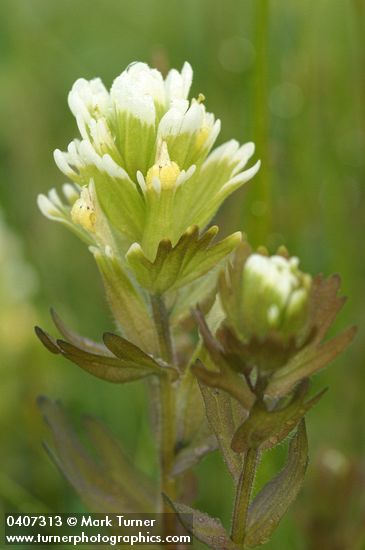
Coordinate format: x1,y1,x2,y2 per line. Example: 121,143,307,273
126,225,241,294
231,385,326,453
38,397,155,513
92,245,157,353
163,495,238,550
35,319,177,384
198,383,244,483
244,421,309,548
265,326,356,399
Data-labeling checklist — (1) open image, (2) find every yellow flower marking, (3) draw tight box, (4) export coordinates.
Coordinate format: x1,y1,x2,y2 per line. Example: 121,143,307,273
146,141,181,190
71,186,96,232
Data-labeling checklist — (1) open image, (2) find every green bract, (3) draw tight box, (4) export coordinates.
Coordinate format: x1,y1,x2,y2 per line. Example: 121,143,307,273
37,61,260,262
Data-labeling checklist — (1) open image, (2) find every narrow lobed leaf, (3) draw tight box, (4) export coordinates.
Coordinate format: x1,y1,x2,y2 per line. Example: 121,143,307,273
56,339,165,383
34,326,61,355
127,225,241,294
231,387,327,453
50,308,111,355
198,382,245,482
244,420,309,548
193,360,256,411
172,433,218,477
38,396,149,513
266,326,357,398
83,415,156,510
163,495,238,550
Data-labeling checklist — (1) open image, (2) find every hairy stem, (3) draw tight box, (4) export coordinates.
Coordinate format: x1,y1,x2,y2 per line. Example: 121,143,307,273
231,448,258,547
151,294,178,549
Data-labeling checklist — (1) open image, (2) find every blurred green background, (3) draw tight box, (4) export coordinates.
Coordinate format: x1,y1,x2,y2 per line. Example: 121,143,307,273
0,1,364,548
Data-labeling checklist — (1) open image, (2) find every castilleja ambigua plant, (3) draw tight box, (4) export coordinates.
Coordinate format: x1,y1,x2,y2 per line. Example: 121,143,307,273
36,61,355,550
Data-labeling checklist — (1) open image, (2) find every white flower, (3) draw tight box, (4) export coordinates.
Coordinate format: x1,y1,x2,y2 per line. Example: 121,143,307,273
40,61,260,260
241,254,312,339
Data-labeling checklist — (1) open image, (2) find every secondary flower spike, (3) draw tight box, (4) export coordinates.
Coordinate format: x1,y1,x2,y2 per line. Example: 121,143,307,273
241,253,312,340
38,61,260,260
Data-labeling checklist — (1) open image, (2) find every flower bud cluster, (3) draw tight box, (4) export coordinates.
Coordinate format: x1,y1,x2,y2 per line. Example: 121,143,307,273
241,253,312,341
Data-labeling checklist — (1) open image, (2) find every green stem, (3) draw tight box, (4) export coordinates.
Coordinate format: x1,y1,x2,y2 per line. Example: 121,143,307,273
151,293,175,364
231,448,258,548
150,294,178,549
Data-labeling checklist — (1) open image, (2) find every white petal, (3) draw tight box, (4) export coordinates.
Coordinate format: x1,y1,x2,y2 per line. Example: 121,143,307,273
152,176,161,193
48,188,63,207
205,119,221,150
181,62,193,98
176,164,196,187
37,194,61,219
79,139,101,166
111,62,165,124
181,102,204,133
220,160,261,193
136,171,147,193
165,61,193,102
68,77,109,120
100,154,130,180
232,142,256,175
158,106,185,136
62,183,80,205
54,149,77,178
204,139,240,166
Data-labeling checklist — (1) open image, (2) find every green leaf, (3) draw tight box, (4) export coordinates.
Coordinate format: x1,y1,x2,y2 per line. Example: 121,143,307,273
126,225,241,294
198,382,244,482
57,339,170,383
175,357,209,449
35,325,174,384
38,396,154,513
265,326,357,398
50,308,111,355
163,495,238,550
193,359,256,411
103,332,178,380
92,245,158,354
308,274,347,342
172,432,217,477
82,415,156,510
244,421,309,548
193,308,256,410
34,326,60,354
231,386,327,453
169,265,219,327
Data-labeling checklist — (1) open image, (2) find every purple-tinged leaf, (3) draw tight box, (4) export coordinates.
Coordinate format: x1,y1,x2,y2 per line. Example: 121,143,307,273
172,434,218,476
34,326,60,354
50,308,111,355
266,326,357,398
198,383,245,482
56,340,164,383
244,421,309,548
232,387,327,453
163,495,238,550
38,396,152,513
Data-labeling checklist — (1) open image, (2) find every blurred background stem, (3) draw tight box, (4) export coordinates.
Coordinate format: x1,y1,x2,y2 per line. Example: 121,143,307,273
247,0,270,247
